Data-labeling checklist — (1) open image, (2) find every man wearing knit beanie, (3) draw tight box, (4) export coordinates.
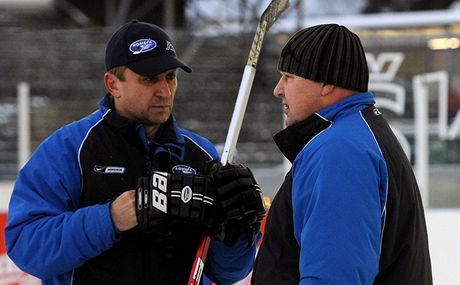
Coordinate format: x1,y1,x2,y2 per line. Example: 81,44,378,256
251,24,432,285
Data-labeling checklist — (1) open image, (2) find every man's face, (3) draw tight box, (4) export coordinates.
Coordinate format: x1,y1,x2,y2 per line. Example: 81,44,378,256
111,68,178,130
273,71,324,127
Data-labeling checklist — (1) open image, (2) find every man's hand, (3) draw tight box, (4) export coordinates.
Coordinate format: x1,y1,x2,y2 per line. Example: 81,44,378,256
110,190,137,232
208,161,266,246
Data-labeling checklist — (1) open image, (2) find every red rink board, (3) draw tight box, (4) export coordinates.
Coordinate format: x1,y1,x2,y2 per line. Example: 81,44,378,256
0,212,40,285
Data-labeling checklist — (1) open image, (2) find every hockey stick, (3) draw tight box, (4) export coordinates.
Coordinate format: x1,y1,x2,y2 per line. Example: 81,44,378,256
187,1,289,284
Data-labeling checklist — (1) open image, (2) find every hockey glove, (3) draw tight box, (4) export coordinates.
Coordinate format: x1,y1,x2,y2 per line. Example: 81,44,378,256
136,171,217,233
207,161,266,247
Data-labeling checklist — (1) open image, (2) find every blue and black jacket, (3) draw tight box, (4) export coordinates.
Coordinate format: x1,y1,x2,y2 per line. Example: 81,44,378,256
5,95,256,285
252,92,432,284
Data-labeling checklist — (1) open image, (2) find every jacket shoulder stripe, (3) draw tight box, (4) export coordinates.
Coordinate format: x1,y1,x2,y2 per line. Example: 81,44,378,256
182,134,214,159
359,109,388,255
77,109,111,192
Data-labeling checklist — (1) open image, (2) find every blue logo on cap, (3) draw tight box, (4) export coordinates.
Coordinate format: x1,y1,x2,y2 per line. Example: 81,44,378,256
129,39,157,55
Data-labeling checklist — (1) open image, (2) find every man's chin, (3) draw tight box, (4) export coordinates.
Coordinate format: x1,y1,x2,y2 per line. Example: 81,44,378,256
284,116,293,127
151,112,171,122
142,115,170,126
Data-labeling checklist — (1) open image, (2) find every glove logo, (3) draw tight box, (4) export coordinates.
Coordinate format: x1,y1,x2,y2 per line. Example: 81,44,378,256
181,186,193,203
151,172,168,213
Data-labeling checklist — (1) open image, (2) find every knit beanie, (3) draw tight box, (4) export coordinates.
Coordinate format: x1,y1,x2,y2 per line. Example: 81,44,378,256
278,24,369,92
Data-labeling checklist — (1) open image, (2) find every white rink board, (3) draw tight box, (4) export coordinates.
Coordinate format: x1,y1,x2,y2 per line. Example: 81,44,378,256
0,181,13,211
426,209,460,284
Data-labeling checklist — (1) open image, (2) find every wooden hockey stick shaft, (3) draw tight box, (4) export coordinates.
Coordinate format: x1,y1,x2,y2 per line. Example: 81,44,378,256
187,1,289,284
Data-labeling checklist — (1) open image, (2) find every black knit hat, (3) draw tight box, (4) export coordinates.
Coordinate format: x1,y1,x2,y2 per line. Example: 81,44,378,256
278,24,368,92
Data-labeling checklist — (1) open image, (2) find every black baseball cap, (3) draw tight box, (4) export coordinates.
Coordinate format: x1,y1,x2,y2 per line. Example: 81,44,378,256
105,19,192,77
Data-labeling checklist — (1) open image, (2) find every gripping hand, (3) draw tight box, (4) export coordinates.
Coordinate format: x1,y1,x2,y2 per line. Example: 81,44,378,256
208,161,266,246
136,172,216,232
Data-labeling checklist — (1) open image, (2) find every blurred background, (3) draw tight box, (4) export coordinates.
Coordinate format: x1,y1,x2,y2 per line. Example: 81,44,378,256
0,0,460,284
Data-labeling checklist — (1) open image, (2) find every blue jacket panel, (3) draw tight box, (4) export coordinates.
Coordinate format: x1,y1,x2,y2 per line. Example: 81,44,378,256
291,94,386,283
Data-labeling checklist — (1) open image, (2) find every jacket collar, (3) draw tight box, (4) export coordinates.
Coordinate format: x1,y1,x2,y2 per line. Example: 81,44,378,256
273,92,375,163
273,114,331,163
317,92,375,121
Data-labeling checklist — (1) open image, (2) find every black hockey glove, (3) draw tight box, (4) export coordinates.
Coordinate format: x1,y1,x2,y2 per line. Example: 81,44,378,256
136,171,217,233
207,161,266,247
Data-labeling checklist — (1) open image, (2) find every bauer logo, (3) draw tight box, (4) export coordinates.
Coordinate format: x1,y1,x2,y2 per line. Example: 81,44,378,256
172,164,197,175
129,39,157,55
93,165,125,174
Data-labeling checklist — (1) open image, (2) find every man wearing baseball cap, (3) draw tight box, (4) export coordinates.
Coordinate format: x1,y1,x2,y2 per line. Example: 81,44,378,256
5,20,264,285
251,24,432,284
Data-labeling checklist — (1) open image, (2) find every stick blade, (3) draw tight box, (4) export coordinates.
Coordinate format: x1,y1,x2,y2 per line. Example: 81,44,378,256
261,0,290,30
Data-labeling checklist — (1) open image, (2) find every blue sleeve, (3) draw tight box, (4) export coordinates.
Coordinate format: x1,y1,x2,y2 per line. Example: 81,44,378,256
5,124,119,279
204,232,260,284
291,137,385,284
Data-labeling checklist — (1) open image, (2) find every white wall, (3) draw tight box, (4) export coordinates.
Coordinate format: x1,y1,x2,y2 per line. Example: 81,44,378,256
0,0,53,8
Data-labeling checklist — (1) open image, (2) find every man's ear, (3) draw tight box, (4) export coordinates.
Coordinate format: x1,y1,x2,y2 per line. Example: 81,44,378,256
320,84,335,96
104,72,121,98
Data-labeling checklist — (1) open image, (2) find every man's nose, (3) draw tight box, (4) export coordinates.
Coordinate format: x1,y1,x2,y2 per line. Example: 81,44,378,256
155,78,172,97
273,78,284,98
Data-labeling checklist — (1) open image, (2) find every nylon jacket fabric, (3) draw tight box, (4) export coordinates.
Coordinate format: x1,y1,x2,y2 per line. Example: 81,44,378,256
252,92,432,285
5,95,256,285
